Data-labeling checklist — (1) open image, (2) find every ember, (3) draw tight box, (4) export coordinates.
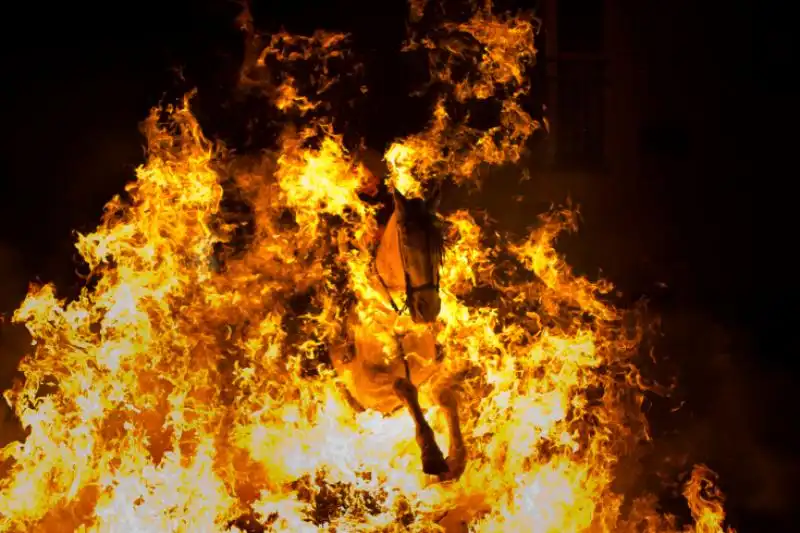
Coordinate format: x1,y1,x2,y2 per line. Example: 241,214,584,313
0,1,732,531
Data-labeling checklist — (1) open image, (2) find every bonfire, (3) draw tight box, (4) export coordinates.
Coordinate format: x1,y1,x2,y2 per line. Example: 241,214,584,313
0,1,732,532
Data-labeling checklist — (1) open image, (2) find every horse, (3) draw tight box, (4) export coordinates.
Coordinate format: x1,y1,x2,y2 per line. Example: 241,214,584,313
331,186,466,481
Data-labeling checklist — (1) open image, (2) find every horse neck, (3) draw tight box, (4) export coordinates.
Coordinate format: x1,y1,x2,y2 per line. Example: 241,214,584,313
375,211,405,292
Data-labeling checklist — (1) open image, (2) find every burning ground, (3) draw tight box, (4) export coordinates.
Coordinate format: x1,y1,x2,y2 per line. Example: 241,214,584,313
0,2,733,531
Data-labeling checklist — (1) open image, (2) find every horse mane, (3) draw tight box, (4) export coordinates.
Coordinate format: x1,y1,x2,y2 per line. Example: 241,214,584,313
427,213,445,271
401,196,447,272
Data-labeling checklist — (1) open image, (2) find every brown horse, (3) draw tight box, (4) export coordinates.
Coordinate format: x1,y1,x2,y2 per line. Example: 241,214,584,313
331,187,466,480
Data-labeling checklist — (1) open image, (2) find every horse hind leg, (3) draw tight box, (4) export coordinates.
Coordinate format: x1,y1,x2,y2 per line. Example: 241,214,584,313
393,377,449,476
336,382,366,413
437,386,466,481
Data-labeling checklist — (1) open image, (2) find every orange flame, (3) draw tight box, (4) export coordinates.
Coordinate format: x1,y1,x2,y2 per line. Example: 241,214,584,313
0,2,732,532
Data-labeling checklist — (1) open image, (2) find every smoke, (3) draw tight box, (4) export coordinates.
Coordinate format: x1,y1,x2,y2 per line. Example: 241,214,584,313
636,307,799,528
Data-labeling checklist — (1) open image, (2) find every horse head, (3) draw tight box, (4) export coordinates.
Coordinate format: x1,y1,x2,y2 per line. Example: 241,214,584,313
392,185,444,324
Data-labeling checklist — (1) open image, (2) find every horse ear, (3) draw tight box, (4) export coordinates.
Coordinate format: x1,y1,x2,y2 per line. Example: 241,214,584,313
427,182,442,212
393,188,408,216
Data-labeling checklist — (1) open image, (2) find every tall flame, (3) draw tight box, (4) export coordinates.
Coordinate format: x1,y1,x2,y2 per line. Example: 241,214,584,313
0,2,732,532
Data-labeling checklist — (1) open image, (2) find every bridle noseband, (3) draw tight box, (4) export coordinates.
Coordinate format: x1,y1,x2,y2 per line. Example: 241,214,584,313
374,220,440,317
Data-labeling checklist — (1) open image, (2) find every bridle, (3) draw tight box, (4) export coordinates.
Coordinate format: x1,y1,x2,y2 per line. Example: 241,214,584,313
372,212,442,381
373,218,440,317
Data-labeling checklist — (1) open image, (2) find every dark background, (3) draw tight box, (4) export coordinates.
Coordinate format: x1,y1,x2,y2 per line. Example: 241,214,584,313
0,0,794,531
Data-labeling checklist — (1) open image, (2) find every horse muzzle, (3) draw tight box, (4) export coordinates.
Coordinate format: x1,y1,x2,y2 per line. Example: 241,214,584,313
410,292,441,324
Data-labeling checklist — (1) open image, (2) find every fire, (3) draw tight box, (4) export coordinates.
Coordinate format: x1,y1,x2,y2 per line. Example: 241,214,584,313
0,2,733,532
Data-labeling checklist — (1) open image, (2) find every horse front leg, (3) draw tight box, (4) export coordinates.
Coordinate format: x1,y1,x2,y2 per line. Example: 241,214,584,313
436,386,466,481
393,377,449,476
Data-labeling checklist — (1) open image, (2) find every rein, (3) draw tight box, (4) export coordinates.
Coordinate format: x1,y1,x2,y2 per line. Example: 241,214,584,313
371,219,440,381
372,223,440,317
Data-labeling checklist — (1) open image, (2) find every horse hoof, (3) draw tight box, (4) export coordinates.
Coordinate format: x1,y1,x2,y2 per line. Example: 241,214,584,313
444,455,465,480
423,453,450,476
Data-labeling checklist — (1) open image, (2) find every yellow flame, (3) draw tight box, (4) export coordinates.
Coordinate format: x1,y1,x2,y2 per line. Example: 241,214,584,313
0,2,733,532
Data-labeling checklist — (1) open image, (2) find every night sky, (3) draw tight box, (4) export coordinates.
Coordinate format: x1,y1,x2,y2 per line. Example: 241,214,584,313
0,0,794,529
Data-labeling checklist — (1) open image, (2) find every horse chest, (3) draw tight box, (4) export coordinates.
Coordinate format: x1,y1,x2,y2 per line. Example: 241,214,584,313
344,326,441,414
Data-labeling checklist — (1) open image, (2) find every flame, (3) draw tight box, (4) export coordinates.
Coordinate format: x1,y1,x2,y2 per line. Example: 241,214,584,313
0,2,733,532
